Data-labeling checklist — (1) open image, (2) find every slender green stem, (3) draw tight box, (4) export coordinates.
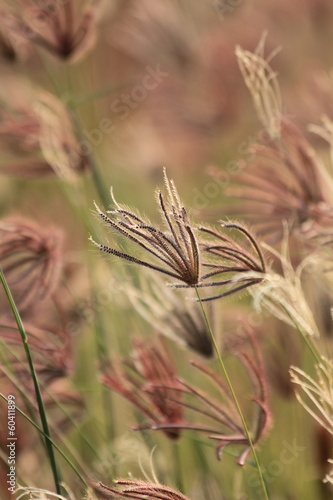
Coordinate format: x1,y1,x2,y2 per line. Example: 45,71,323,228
0,268,62,495
4,350,101,477
0,393,88,489
195,287,269,500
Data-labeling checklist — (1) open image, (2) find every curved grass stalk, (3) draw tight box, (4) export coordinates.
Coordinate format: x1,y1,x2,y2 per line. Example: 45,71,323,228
0,350,99,478
195,287,270,500
0,268,62,495
0,393,88,490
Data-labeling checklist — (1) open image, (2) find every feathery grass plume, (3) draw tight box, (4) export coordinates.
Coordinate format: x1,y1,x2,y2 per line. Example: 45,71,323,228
91,169,200,286
309,116,333,193
251,237,321,338
134,329,271,464
125,274,214,357
34,92,89,181
290,358,333,484
236,35,282,139
91,171,265,301
195,222,266,302
0,91,88,178
96,480,190,500
290,358,333,437
0,218,63,314
1,0,103,62
15,485,84,500
102,338,184,440
218,118,333,243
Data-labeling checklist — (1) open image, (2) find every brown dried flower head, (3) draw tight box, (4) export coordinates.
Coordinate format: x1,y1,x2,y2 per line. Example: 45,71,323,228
2,0,103,62
0,218,63,314
102,338,183,440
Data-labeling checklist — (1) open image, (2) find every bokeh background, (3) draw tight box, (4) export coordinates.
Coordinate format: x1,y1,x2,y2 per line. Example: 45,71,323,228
1,1,333,499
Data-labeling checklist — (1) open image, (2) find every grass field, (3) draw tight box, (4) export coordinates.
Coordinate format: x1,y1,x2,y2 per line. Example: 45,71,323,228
1,2,333,499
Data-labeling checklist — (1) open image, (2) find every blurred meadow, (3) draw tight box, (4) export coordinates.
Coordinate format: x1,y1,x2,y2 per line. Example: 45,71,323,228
1,1,333,499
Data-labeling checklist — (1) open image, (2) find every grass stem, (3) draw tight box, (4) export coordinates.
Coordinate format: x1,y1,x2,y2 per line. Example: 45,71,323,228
0,393,88,489
195,286,270,500
0,268,62,496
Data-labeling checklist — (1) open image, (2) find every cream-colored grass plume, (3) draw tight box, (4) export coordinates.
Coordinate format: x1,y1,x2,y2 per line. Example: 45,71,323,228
290,358,333,484
15,485,82,500
290,358,333,436
309,116,333,157
235,34,282,139
309,116,333,192
34,92,87,181
251,234,320,337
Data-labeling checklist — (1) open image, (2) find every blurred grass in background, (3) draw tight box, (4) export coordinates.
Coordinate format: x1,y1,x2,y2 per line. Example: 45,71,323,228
1,1,333,499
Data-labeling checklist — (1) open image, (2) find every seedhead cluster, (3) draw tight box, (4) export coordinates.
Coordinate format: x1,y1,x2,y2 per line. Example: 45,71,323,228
91,169,266,302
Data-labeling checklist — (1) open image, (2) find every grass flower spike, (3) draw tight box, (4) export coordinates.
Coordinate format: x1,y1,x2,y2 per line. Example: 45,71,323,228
96,480,191,500
252,238,320,338
102,338,183,440
219,119,333,243
196,222,266,301
290,358,333,438
290,358,333,484
91,169,200,286
139,328,272,465
236,37,282,140
0,218,63,314
91,170,266,302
